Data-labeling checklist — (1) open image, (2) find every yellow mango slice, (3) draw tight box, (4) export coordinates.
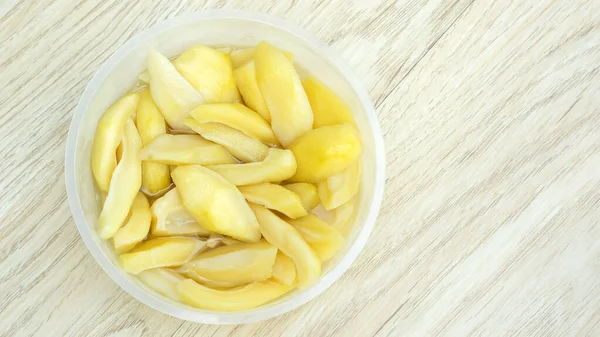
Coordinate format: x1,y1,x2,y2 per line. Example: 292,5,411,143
287,214,344,262
139,134,237,165
288,124,362,183
230,48,256,68
318,160,360,210
189,103,278,145
250,204,321,288
91,93,139,191
255,41,313,147
302,77,356,128
119,237,204,274
331,201,355,235
284,183,320,211
112,192,151,253
272,252,296,285
147,49,204,131
137,268,185,301
177,278,293,311
233,61,270,121
185,119,268,163
230,47,293,68
151,188,210,237
180,240,277,288
136,89,171,195
208,148,296,186
97,119,142,239
238,183,307,219
171,165,261,242
173,46,238,103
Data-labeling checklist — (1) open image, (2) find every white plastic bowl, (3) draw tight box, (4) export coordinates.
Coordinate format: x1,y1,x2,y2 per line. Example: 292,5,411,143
65,10,385,324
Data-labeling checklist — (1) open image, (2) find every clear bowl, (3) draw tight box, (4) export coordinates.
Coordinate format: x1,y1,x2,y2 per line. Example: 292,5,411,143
65,10,385,324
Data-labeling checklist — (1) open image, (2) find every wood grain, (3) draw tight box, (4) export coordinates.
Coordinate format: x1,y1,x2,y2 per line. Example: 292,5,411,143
2,0,600,336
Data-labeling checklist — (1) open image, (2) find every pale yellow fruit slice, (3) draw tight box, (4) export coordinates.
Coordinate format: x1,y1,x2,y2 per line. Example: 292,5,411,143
272,252,296,285
255,41,313,146
250,204,321,288
151,188,210,237
239,183,307,219
230,48,256,68
171,165,261,242
208,148,296,186
334,202,355,235
139,134,237,165
287,214,345,262
233,61,270,121
119,237,204,274
288,124,362,183
185,119,268,163
230,47,293,68
173,46,238,103
318,160,360,210
180,240,277,288
147,49,204,131
91,93,139,191
302,77,356,128
112,192,151,253
137,268,185,301
284,183,320,211
189,103,278,145
177,279,294,311
98,119,142,239
136,89,171,195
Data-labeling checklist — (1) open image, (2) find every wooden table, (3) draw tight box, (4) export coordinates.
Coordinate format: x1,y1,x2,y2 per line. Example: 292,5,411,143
2,0,600,336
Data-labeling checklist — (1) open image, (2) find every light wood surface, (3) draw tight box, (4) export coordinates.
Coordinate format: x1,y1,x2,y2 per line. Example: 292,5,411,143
2,0,600,336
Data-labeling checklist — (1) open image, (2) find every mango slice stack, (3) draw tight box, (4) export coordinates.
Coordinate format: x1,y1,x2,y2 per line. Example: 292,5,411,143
90,42,363,311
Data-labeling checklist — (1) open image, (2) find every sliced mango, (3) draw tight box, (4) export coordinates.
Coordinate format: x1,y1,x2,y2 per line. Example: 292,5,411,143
272,252,296,285
233,61,269,121
91,93,139,191
173,46,238,103
171,165,261,242
230,47,293,68
139,134,237,165
255,41,313,147
98,119,142,239
208,148,296,186
112,192,151,253
331,201,355,235
284,183,320,211
239,183,307,219
189,103,278,145
250,204,321,288
180,240,277,288
318,160,360,210
151,188,210,237
177,278,293,311
136,89,171,195
137,268,185,301
147,49,204,131
215,46,233,54
119,237,204,274
287,214,345,262
185,119,268,163
229,48,256,68
302,77,355,128
288,124,362,183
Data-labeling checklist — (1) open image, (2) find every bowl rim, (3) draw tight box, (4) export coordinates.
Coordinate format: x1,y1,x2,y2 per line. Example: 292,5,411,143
65,9,386,325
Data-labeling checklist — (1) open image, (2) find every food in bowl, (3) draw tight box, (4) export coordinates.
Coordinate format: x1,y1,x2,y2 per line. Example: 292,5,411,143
90,41,363,311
